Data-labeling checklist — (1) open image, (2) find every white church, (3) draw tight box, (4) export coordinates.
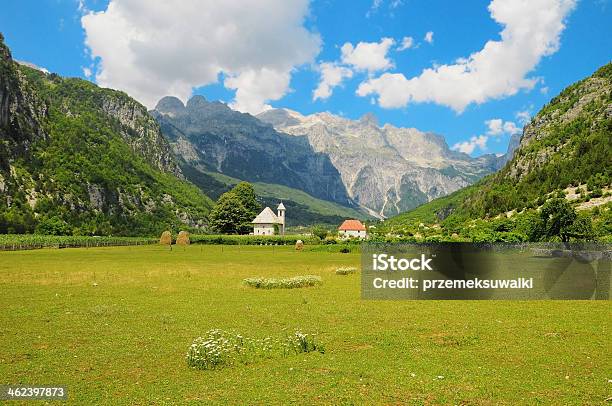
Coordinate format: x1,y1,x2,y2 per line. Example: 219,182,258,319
251,202,286,235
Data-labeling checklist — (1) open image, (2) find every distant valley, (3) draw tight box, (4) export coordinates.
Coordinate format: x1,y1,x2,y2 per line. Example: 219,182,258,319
152,95,514,222
0,32,526,233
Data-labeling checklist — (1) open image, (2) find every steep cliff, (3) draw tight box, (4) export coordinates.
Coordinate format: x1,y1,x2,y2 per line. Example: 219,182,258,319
152,96,354,207
0,34,47,171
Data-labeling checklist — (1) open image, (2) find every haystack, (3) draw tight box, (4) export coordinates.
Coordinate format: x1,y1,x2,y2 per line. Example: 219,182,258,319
160,231,172,245
295,239,304,251
176,230,190,245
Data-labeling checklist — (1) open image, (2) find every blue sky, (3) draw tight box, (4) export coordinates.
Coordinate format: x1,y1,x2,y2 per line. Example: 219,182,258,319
1,0,610,156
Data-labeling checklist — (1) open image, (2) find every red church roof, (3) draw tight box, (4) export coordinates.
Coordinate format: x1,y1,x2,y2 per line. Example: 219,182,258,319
338,219,366,231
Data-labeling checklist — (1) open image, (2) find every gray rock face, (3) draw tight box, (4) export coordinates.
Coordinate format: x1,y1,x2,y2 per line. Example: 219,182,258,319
100,95,182,177
152,96,353,206
0,34,48,171
258,109,507,217
507,73,612,181
155,96,186,117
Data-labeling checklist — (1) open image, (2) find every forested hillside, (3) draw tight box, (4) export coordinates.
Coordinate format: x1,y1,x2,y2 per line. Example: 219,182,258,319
382,63,612,242
0,35,213,236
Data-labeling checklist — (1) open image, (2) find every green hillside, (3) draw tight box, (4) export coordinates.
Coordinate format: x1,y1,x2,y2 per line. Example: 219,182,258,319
0,35,213,236
182,168,369,227
382,63,612,242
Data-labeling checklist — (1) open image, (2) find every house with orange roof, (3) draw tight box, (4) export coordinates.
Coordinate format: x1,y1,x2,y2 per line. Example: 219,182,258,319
338,219,367,239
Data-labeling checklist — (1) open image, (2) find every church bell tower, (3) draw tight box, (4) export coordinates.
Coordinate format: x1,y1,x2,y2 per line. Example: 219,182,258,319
277,202,286,235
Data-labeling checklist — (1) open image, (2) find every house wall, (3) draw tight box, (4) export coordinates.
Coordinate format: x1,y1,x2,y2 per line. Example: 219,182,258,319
339,230,367,239
254,224,275,236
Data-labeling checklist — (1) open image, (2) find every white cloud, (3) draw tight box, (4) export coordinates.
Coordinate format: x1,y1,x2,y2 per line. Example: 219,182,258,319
516,110,531,124
81,0,321,113
397,36,414,51
455,116,522,155
502,121,520,134
313,62,354,101
341,38,395,72
486,118,522,135
485,118,504,135
452,135,488,154
224,68,291,113
357,0,576,112
82,66,92,78
424,31,434,44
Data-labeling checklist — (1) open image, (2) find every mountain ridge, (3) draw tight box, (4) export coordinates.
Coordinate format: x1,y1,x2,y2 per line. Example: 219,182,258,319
384,62,612,238
151,95,369,225
258,108,509,217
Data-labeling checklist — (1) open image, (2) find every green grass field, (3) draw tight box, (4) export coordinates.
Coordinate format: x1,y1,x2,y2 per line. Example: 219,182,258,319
0,245,610,404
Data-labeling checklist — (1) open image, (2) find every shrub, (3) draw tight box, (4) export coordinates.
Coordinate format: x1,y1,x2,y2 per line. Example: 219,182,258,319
335,267,357,275
322,236,338,245
590,187,603,198
35,216,72,236
243,275,322,289
469,230,496,243
495,231,528,242
189,234,319,246
339,246,350,253
536,198,578,242
186,329,324,371
311,225,329,240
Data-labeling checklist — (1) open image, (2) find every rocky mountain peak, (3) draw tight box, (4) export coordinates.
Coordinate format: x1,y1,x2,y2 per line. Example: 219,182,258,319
154,100,352,207
257,108,507,217
185,94,208,110
154,96,186,117
359,112,378,127
256,108,303,128
184,95,234,118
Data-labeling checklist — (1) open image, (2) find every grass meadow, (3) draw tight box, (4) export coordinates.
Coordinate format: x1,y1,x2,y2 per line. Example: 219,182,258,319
0,245,610,404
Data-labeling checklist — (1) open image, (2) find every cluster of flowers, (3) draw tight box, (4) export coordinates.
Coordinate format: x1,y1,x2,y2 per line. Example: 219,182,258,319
186,329,324,370
242,275,322,289
335,267,357,275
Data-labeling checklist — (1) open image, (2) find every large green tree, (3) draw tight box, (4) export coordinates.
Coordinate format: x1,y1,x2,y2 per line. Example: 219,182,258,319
231,182,261,216
534,198,594,242
208,182,261,234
